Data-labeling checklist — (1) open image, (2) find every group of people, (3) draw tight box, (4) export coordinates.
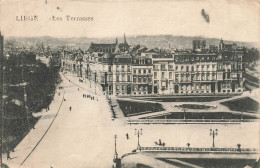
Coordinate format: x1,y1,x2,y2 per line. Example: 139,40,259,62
83,94,98,101
154,139,166,147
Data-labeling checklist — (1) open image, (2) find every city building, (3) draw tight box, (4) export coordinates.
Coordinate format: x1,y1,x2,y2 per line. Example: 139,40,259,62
152,53,175,94
132,55,153,95
64,38,245,96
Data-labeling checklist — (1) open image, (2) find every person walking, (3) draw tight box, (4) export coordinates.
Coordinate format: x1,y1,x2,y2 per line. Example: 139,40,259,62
69,106,72,111
126,133,129,140
7,151,11,160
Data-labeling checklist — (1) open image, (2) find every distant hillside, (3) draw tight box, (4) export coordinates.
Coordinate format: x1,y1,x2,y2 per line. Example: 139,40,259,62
5,35,259,51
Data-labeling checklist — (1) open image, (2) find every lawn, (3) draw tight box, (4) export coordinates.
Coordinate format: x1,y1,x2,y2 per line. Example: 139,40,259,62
221,97,259,113
133,96,234,102
117,100,165,116
142,112,258,119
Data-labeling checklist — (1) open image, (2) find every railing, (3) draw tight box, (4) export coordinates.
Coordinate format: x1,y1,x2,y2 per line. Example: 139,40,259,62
140,147,258,153
127,119,257,124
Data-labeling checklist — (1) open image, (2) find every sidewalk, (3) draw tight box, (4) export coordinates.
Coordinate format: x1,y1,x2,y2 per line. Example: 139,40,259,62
63,73,124,121
2,73,66,167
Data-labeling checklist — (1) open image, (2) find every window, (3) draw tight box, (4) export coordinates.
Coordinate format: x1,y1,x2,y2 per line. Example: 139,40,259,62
109,66,112,72
122,85,125,90
133,77,136,83
144,69,146,74
148,69,151,73
116,65,119,72
202,74,205,80
168,65,173,70
127,65,131,72
207,73,210,80
116,85,119,90
109,75,112,82
148,77,152,82
175,66,178,71
138,69,141,74
122,65,125,72
127,75,131,82
196,74,200,80
196,85,200,89
175,74,179,82
138,77,142,83
122,75,125,82
116,75,119,82
238,63,242,69
181,66,184,70
161,64,166,70
191,74,195,81
212,73,216,80
134,69,136,74
227,83,230,88
143,77,147,83
196,65,199,69
154,72,157,79
207,65,209,69
162,72,165,79
191,66,194,72
169,72,172,79
186,66,189,72
153,65,159,69
212,65,215,69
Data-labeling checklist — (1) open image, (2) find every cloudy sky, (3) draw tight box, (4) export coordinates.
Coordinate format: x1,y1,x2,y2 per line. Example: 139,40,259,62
0,0,259,42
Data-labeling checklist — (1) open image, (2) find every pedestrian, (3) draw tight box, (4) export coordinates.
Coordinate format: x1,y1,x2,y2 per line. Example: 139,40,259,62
7,151,11,160
64,98,66,101
58,92,60,96
69,106,72,111
78,88,79,91
159,139,162,146
162,142,165,147
126,133,129,140
69,80,70,82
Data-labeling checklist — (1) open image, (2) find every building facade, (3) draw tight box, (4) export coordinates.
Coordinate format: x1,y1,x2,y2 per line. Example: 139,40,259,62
63,38,245,96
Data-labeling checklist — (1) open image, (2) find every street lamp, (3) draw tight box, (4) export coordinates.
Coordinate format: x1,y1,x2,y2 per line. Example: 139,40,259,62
182,107,186,120
209,129,218,148
113,135,118,161
135,128,143,151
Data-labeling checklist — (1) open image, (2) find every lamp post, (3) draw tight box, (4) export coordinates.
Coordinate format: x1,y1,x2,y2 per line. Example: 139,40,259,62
135,128,143,151
113,134,121,168
94,72,97,94
183,107,186,120
209,129,218,148
113,135,118,161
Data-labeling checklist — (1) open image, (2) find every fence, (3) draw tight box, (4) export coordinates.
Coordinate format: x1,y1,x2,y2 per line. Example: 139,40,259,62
140,147,258,153
127,118,257,124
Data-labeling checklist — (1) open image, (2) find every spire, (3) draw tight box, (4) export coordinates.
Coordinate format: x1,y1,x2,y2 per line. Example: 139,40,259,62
115,37,118,44
124,33,126,44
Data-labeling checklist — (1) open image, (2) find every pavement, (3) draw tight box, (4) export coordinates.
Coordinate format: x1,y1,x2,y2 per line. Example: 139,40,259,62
2,72,259,168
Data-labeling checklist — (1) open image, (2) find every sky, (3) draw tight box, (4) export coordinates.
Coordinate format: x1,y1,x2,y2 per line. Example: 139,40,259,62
0,0,260,43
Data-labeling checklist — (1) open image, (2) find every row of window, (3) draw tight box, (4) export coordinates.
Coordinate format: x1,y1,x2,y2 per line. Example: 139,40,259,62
133,69,152,74
103,63,242,73
116,75,132,82
133,77,152,83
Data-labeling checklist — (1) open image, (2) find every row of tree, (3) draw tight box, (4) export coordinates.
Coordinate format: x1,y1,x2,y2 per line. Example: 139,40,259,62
3,51,61,152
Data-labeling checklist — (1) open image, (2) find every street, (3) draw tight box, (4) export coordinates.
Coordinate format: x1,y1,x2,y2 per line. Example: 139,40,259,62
4,73,259,168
